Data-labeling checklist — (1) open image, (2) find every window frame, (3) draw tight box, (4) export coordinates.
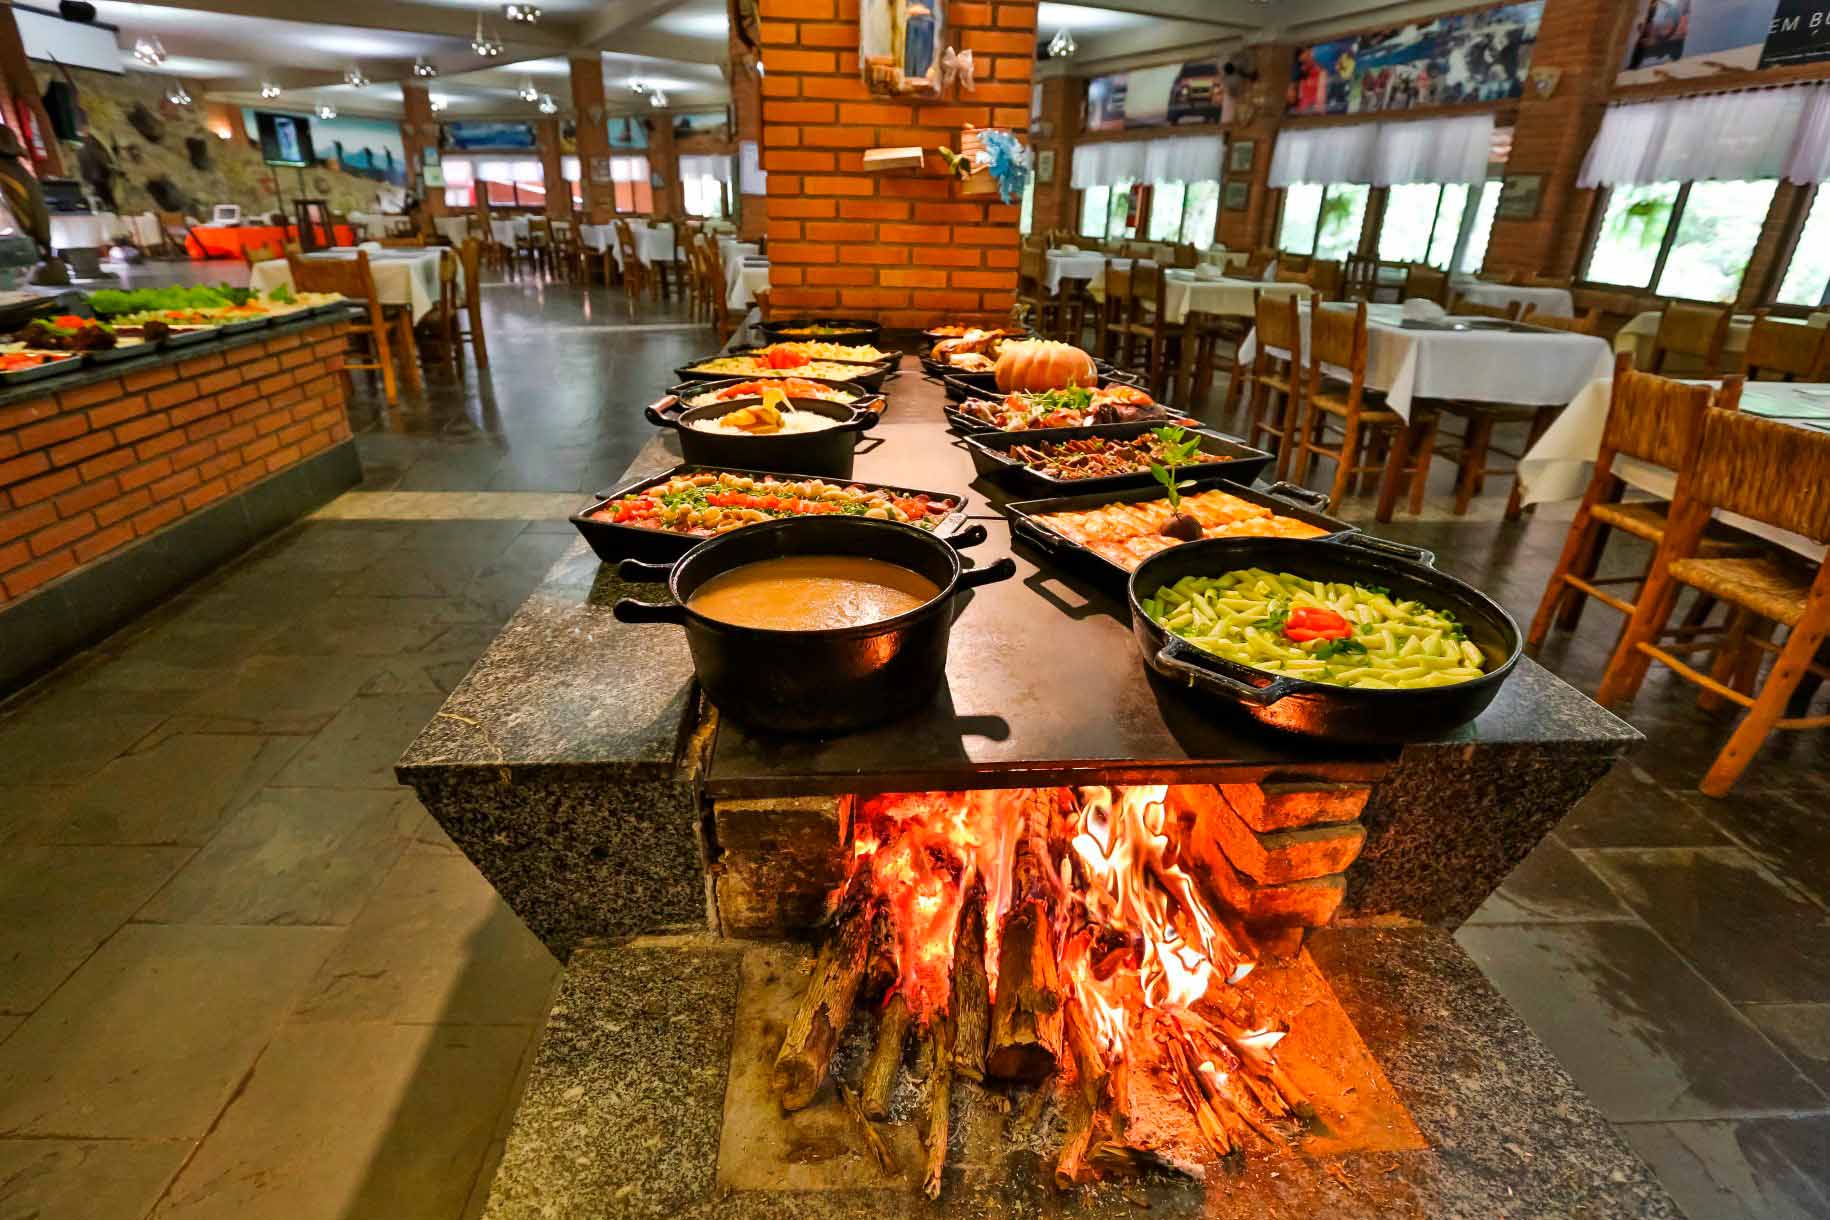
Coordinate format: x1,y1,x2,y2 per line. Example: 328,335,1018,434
1768,184,1830,311
1277,182,1371,258
1579,179,1782,304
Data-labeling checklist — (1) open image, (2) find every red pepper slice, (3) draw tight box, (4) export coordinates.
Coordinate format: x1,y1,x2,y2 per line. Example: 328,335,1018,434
1284,606,1353,642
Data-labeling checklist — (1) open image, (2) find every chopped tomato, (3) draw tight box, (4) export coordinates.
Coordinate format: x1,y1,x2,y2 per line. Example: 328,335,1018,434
52,314,87,329
1284,606,1353,642
765,348,808,369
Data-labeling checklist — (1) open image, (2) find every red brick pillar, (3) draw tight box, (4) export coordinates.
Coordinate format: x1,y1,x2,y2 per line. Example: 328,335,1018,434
1481,0,1636,278
649,112,681,219
756,0,1039,327
400,84,446,217
535,117,567,218
569,56,614,224
0,4,64,177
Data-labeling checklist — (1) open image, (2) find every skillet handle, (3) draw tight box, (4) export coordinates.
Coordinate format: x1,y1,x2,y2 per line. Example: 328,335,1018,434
1332,531,1437,568
1262,481,1330,511
643,397,680,428
956,557,1017,590
616,558,675,583
613,598,688,625
844,407,882,433
1152,635,1300,708
946,523,990,550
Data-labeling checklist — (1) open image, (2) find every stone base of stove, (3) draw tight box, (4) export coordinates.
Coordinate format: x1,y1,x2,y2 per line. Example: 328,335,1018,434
475,927,1679,1220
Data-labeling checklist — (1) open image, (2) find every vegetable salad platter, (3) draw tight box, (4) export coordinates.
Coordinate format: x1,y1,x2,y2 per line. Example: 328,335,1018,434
947,383,1176,432
961,422,1271,494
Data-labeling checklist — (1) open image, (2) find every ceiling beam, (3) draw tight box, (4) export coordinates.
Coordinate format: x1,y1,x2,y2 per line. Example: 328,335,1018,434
113,0,580,52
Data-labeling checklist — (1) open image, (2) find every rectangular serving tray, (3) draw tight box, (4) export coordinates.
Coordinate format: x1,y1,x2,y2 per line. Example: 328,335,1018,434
675,355,893,392
960,421,1272,496
942,378,1181,435
938,364,1141,403
0,352,84,384
570,463,973,564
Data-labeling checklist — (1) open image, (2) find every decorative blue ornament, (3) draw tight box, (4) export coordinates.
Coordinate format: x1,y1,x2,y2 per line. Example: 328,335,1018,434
980,129,1031,205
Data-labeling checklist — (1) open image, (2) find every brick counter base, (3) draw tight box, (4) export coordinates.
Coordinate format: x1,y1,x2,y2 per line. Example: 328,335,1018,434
0,317,361,692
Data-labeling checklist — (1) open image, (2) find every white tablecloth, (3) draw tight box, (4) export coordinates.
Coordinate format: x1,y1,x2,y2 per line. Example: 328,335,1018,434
1045,251,1106,294
49,212,119,249
1519,376,1829,560
1238,302,1616,422
249,249,452,323
617,226,678,269
1613,310,1830,373
433,216,474,245
729,260,769,309
1198,249,1250,272
1158,271,1307,324
1451,279,1574,318
580,224,615,253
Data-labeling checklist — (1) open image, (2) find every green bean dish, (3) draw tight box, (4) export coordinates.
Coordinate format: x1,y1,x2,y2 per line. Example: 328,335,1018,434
1142,568,1488,690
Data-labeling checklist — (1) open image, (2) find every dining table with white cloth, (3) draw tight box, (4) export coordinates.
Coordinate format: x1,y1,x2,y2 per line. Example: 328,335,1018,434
1518,376,1830,561
579,224,616,253
1198,249,1250,272
728,258,770,309
606,224,678,270
1236,302,1616,422
1449,278,1575,318
1612,310,1830,374
49,212,121,250
1044,250,1107,295
433,216,475,245
248,247,452,324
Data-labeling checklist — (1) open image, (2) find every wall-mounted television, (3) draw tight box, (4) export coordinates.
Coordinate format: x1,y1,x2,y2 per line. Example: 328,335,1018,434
255,111,316,168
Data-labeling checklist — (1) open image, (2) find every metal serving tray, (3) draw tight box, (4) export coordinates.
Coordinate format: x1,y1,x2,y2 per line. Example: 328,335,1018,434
961,421,1272,496
0,353,83,384
570,463,973,564
675,354,893,392
942,379,1179,435
658,377,883,424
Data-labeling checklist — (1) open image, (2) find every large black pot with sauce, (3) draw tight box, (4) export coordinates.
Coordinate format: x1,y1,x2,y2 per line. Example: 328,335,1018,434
614,516,1016,735
645,396,879,479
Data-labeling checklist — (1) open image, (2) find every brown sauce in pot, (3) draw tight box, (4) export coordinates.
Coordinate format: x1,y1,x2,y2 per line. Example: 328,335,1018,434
687,556,939,630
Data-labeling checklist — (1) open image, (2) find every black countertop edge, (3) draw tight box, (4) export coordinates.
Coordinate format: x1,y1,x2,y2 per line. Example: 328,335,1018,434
0,306,359,411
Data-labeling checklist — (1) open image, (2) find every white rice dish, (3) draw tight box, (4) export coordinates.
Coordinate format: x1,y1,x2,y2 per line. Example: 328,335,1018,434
689,409,841,436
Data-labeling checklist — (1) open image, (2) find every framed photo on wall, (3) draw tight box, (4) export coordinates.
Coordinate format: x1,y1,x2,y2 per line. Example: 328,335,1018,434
1223,180,1250,211
1496,173,1544,221
1228,140,1254,174
1036,148,1055,185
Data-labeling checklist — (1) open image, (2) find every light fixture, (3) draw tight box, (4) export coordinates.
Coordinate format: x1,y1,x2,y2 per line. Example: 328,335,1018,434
517,76,538,102
344,65,369,88
504,3,541,22
259,81,281,99
413,58,438,78
648,88,667,108
165,81,191,106
471,10,504,56
628,79,648,94
537,92,558,115
1047,27,1076,59
429,96,449,113
132,37,166,67
317,103,338,119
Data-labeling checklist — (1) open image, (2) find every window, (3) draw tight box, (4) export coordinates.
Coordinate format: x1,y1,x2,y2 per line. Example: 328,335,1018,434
1457,180,1502,275
1584,179,1778,301
442,159,475,211
475,159,548,210
1278,183,1322,253
1776,189,1830,308
1107,179,1141,240
1376,182,1475,269
1182,181,1219,250
1078,185,1110,238
1277,183,1369,259
609,155,654,214
1147,181,1186,241
683,175,727,218
561,156,583,210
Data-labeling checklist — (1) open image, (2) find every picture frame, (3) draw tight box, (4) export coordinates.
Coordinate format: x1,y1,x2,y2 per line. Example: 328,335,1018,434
589,156,613,184
1222,180,1250,211
1036,148,1055,185
1228,140,1255,174
1495,173,1543,221
422,165,445,189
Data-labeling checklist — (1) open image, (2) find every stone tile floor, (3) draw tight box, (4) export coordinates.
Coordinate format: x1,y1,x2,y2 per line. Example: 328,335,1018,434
0,263,1826,1219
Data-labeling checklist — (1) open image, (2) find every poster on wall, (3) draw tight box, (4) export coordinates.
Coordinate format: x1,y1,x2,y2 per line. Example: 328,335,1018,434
442,120,537,151
1085,58,1226,130
243,109,408,185
1620,0,1830,78
608,115,650,150
672,110,732,142
1287,1,1544,116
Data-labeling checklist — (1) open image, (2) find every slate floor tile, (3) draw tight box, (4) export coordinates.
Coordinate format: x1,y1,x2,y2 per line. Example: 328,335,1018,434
270,693,448,789
1555,766,1733,850
1464,836,1637,924
175,652,391,735
0,923,340,1138
149,1022,529,1220
1699,789,1830,910
1456,922,1822,1123
0,710,163,785
1618,1117,1830,1220
0,1137,192,1220
1742,1003,1830,1097
1579,847,1830,1004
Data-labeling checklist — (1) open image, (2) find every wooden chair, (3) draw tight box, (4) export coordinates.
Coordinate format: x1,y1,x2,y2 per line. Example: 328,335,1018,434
1307,259,1344,302
1241,290,1306,481
1519,305,1602,335
452,237,489,369
1106,261,1186,399
548,217,584,283
1343,254,1379,302
1289,297,1433,519
1742,310,1830,381
613,220,646,318
1402,265,1451,306
288,250,415,405
513,219,544,277
1648,302,1731,374
1242,248,1277,280
240,242,279,268
1595,407,1830,795
1527,352,1753,651
1095,258,1132,363
1275,264,1312,287
158,210,192,259
379,235,426,249
1280,252,1313,274
1449,297,1521,321
1016,246,1060,338
1434,397,1557,519
418,246,463,374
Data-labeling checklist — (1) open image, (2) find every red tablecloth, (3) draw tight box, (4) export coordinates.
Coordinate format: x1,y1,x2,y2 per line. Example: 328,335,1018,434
185,224,357,259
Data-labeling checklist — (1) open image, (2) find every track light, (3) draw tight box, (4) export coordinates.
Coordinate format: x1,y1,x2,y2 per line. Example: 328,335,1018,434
648,89,667,108
260,81,281,99
537,93,558,114
1047,28,1076,58
132,37,166,67
413,58,438,78
166,82,191,106
504,4,541,22
517,77,538,102
471,11,504,56
430,96,449,113
344,65,369,88
317,103,338,119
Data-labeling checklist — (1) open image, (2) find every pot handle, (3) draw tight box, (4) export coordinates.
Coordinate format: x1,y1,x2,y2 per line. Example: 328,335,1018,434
1331,532,1437,568
616,558,675,583
844,406,882,433
642,397,681,428
946,523,990,550
1262,481,1331,511
613,598,688,625
956,556,1017,590
1152,635,1299,707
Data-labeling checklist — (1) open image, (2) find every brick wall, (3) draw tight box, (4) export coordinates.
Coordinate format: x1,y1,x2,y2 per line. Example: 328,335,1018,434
0,321,353,606
757,0,1040,328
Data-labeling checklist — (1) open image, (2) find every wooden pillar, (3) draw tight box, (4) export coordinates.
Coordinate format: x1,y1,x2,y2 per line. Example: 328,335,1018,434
649,109,680,219
400,83,446,217
535,116,567,218
569,55,614,224
0,4,64,177
730,24,765,240
1218,44,1290,252
1030,73,1080,236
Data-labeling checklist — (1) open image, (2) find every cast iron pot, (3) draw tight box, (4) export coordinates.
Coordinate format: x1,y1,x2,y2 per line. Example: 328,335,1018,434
758,317,884,345
1127,534,1522,743
645,396,881,479
614,517,1016,735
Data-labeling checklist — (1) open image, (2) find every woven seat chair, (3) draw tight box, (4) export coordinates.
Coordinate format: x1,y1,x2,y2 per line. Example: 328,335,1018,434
288,249,413,404
1402,265,1450,306
1342,255,1378,302
1742,310,1830,381
1595,408,1830,795
1519,305,1602,335
1289,297,1433,519
1240,290,1306,482
1306,259,1344,302
613,220,645,318
1648,302,1732,374
1448,297,1521,321
1016,246,1063,339
1527,352,1753,649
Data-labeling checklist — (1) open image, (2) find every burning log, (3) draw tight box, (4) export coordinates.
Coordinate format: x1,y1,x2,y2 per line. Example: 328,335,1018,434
988,794,1064,1081
1054,1093,1094,1192
922,1012,955,1200
860,993,911,1120
838,1082,898,1174
773,897,874,1111
951,882,990,1083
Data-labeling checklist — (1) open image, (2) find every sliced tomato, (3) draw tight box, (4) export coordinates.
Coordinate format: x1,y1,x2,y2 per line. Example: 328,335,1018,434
1284,606,1353,642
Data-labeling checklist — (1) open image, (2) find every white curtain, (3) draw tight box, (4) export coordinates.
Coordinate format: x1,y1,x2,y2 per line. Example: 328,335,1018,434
1580,88,1813,186
679,154,732,184
1072,135,1223,188
609,155,649,183
1784,84,1830,185
1268,124,1376,188
1371,113,1493,186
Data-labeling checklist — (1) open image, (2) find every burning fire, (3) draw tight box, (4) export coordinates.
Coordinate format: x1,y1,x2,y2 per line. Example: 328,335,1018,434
798,784,1312,1192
